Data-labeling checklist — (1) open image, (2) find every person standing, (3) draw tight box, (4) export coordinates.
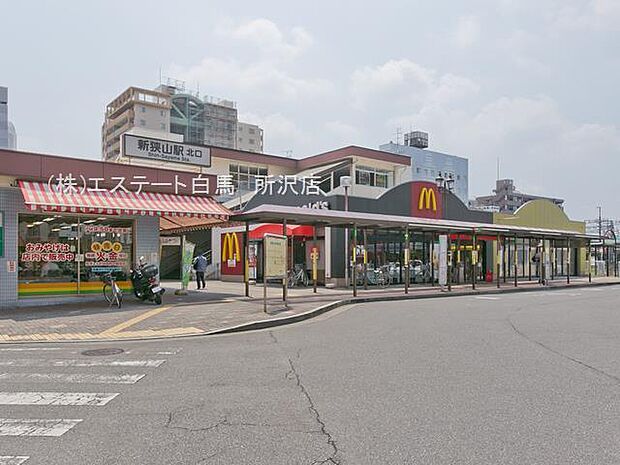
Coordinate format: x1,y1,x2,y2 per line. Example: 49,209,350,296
193,253,208,290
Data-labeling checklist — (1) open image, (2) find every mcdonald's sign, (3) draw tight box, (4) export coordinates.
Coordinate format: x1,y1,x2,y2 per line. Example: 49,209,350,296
411,182,442,218
221,232,241,270
418,187,437,211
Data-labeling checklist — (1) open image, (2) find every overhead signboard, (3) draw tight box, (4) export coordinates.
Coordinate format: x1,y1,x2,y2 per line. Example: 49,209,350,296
123,134,211,167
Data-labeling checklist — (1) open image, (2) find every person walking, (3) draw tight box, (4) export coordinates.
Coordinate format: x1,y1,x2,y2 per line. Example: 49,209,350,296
193,253,208,290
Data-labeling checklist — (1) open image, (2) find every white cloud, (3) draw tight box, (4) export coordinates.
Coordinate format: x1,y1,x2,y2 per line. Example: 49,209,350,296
350,59,479,110
170,57,331,104
216,18,313,61
324,121,361,144
454,15,480,48
551,0,620,31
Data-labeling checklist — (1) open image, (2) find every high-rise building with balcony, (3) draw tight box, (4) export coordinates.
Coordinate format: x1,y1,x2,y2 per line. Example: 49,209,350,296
102,82,262,161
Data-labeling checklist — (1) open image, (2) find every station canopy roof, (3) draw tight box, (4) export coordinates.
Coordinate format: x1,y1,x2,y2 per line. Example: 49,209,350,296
19,180,231,224
232,204,597,241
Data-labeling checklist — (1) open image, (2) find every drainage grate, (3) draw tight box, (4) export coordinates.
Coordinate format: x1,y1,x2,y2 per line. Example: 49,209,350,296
81,348,125,357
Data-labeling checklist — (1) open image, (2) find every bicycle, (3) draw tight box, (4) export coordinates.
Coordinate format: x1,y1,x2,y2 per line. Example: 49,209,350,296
287,264,309,288
102,272,123,308
355,265,391,288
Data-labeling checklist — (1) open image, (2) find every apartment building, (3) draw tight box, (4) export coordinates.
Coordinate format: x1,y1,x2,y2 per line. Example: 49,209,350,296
472,179,564,213
101,83,263,161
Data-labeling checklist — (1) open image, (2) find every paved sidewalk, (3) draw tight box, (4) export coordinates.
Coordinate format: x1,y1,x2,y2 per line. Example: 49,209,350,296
1,277,618,343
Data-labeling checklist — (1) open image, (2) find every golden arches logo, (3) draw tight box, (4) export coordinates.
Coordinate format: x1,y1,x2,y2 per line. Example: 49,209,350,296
222,233,240,262
418,187,437,211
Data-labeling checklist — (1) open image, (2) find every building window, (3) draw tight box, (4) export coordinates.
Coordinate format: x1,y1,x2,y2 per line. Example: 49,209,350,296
416,167,421,174
249,139,255,144
139,119,146,126
355,165,393,188
229,164,268,191
160,110,165,116
249,128,256,135
160,123,165,130
141,106,146,113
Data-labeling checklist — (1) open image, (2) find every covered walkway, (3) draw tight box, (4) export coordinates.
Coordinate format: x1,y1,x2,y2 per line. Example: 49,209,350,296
232,204,599,299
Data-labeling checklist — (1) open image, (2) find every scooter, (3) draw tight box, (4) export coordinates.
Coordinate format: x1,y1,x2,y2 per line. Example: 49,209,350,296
130,258,165,305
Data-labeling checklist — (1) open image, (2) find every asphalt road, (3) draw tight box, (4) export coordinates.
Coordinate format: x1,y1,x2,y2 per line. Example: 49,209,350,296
2,285,620,464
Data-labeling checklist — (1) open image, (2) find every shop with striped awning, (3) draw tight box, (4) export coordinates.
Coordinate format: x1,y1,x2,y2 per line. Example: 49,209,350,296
18,180,230,219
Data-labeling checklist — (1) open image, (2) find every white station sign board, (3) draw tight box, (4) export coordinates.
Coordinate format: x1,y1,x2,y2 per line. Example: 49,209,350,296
123,134,211,167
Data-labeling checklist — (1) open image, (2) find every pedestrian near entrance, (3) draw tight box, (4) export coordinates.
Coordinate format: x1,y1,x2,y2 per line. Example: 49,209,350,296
193,253,208,290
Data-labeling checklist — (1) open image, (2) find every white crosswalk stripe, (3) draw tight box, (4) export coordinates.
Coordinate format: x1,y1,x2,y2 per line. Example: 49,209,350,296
0,392,119,406
0,373,145,384
0,359,165,368
0,350,171,463
0,456,29,465
0,348,63,352
0,419,82,437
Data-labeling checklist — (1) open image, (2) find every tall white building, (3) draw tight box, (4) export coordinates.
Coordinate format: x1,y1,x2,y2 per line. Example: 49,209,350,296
0,87,17,149
380,131,469,203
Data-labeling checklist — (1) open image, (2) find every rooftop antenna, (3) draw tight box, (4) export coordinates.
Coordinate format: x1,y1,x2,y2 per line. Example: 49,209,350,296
496,157,500,181
395,127,402,145
284,150,293,158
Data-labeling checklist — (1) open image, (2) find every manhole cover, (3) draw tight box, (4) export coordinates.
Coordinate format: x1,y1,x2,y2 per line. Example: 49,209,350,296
81,348,124,356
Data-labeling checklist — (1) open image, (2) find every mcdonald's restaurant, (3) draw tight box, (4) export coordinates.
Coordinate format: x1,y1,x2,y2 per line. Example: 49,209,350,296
215,178,592,287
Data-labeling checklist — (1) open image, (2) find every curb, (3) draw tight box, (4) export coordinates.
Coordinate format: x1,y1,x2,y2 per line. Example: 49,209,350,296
1,281,618,344
205,280,620,335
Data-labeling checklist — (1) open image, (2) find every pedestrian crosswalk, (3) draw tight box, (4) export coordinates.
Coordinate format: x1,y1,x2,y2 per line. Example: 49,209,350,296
0,359,165,367
0,456,30,465
0,345,177,464
0,419,82,437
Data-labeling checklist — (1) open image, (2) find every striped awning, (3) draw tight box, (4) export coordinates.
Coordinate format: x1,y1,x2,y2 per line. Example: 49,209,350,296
19,180,230,220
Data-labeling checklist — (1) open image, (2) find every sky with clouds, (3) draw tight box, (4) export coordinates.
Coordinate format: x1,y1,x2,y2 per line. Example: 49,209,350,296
2,0,619,220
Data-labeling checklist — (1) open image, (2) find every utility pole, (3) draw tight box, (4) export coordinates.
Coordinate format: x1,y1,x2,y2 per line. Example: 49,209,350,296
598,206,602,238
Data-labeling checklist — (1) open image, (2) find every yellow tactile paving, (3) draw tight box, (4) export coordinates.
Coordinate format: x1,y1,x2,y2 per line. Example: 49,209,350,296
99,305,173,335
0,327,203,342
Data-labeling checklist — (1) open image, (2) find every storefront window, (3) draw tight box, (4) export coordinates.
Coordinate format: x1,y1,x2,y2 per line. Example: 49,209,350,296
18,214,134,297
18,214,79,296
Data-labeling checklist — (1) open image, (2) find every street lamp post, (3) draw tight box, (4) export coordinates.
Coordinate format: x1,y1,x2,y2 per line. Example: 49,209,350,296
341,175,352,288
435,173,455,290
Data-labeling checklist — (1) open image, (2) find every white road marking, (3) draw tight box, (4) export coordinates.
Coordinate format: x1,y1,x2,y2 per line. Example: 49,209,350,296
0,457,29,465
0,373,145,385
125,350,179,355
474,296,500,300
0,392,119,406
0,359,165,368
0,348,63,352
0,419,82,437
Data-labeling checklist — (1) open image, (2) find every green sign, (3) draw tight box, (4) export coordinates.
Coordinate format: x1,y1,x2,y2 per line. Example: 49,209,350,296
0,212,3,258
181,238,196,290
